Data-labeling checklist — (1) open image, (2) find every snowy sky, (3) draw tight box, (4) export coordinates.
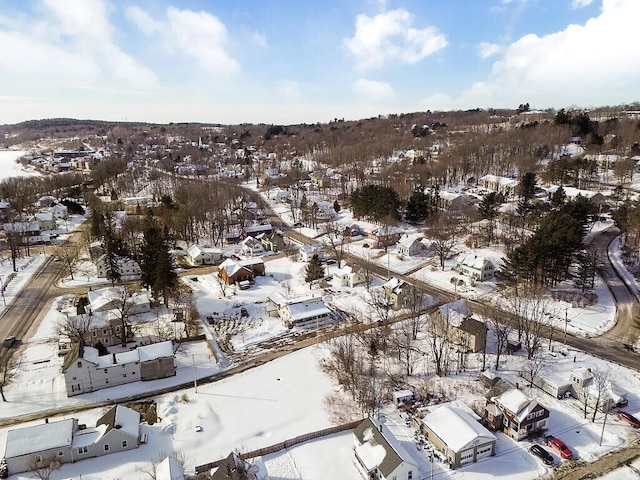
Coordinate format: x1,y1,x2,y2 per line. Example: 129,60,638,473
0,0,639,125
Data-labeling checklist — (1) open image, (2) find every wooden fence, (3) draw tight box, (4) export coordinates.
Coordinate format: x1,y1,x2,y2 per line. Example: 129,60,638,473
195,419,362,474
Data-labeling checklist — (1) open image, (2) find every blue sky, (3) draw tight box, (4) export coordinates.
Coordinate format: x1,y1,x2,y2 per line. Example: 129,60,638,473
0,0,638,125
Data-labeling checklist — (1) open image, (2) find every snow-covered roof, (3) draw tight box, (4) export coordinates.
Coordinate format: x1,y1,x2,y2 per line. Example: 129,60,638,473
333,265,353,277
354,441,387,471
72,425,107,448
99,405,141,438
494,388,540,422
219,259,250,277
421,404,496,453
157,456,185,480
438,299,472,327
458,253,492,270
397,233,422,248
82,341,174,368
245,223,272,233
545,185,604,200
392,390,414,401
286,298,331,322
5,418,75,458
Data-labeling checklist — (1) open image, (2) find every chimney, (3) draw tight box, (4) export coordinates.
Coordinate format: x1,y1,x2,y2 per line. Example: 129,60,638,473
112,353,117,364
516,382,520,390
378,423,383,433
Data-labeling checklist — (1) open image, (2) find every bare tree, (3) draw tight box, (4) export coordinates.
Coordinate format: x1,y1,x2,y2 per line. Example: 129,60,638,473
29,455,60,480
523,351,546,388
322,220,348,266
489,318,512,371
107,285,134,346
56,244,80,280
0,346,19,402
579,367,612,422
56,313,95,344
427,213,460,270
505,293,550,359
355,252,376,292
425,311,452,376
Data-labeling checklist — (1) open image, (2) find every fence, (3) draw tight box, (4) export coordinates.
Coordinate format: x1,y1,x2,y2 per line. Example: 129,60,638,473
195,419,362,474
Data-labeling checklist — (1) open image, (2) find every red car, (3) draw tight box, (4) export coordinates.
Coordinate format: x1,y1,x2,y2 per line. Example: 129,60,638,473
616,411,640,428
544,435,573,460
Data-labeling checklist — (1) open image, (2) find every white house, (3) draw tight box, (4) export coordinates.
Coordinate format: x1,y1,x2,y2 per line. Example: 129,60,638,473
277,296,333,328
3,405,140,476
396,233,426,257
186,245,223,266
299,243,324,262
456,253,495,281
479,175,519,197
420,403,496,469
353,417,418,480
439,191,469,212
62,341,176,396
332,264,365,288
240,236,265,257
95,255,141,279
51,203,69,220
32,211,56,231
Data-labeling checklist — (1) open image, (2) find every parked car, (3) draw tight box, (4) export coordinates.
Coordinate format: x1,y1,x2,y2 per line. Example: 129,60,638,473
544,435,573,459
2,336,15,348
240,307,249,317
529,444,554,465
616,410,640,428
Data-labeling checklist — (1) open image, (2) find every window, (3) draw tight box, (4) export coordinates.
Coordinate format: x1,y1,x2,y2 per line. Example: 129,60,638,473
104,369,108,374
105,379,109,384
57,451,64,456
78,446,88,454
35,455,42,463
92,331,97,337
408,471,413,480
77,361,82,368
122,441,128,448
72,376,77,381
104,444,110,452
103,329,108,335
123,374,127,378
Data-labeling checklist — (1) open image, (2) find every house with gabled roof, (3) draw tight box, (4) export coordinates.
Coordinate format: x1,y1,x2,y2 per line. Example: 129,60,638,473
259,231,285,253
396,233,427,257
62,341,176,396
3,405,140,476
218,258,266,285
95,254,141,279
484,387,549,441
332,264,366,288
380,277,416,309
420,403,496,469
240,236,265,257
456,253,495,282
186,245,223,266
437,299,487,353
353,417,418,480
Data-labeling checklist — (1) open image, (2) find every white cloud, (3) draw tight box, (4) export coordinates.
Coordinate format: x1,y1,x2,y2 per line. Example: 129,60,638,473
344,9,447,69
423,0,640,110
571,0,595,8
126,6,239,75
353,78,395,100
478,42,502,59
0,0,157,90
125,6,162,35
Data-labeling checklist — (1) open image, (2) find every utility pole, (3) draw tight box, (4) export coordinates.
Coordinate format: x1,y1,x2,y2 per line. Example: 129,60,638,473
192,354,198,393
599,411,608,446
564,307,568,345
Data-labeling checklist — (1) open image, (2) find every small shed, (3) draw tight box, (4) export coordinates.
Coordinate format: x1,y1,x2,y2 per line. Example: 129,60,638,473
393,390,415,407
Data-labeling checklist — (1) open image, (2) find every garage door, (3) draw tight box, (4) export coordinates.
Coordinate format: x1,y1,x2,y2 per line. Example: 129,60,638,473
476,444,493,459
460,449,474,465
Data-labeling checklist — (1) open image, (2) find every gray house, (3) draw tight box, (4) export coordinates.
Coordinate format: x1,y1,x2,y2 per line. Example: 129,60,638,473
3,405,140,476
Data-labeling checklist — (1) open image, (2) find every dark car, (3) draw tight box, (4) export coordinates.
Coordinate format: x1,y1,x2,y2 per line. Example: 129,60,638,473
240,307,249,317
616,410,640,428
544,435,573,460
529,444,554,465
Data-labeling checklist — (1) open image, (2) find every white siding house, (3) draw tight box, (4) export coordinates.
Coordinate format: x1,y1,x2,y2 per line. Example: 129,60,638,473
62,341,176,396
456,254,495,281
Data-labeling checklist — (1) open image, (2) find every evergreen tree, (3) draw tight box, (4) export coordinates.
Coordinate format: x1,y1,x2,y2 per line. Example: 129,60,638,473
519,172,537,200
551,186,566,207
350,185,401,222
305,254,325,283
139,224,178,306
574,251,597,292
405,187,429,224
